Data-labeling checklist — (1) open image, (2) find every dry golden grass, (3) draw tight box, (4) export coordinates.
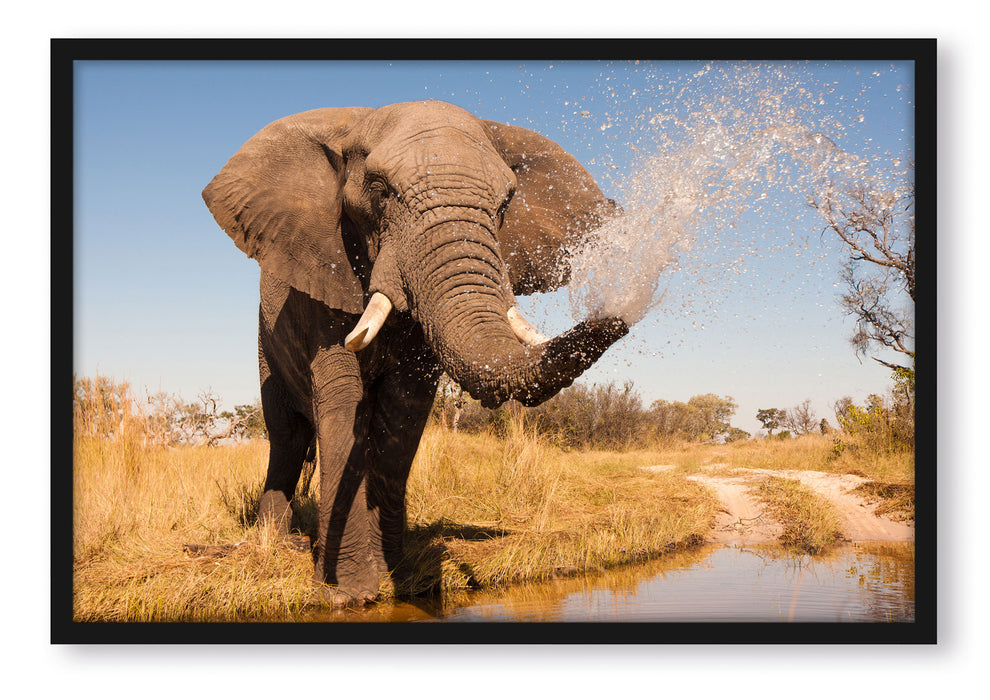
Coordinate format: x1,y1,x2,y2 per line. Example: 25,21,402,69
72,384,720,621
851,481,916,521
714,433,914,483
73,433,322,621
71,375,912,620
752,476,846,554
395,420,720,600
720,434,915,523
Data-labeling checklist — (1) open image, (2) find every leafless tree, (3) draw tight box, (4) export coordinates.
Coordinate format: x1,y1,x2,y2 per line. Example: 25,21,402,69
213,401,265,444
810,167,915,372
143,388,264,446
143,389,184,447
783,399,818,436
833,396,854,425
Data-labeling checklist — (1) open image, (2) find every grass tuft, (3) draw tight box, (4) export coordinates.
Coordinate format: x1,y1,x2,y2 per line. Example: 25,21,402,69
752,477,845,554
851,481,915,521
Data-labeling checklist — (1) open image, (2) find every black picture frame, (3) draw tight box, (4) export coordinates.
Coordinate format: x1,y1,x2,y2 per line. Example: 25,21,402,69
52,37,936,644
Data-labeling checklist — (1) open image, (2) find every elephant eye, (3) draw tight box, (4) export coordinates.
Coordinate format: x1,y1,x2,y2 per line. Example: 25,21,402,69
495,201,509,227
495,191,513,228
368,177,391,211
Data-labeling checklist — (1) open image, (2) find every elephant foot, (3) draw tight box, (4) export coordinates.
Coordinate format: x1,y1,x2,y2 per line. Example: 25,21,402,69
313,545,382,607
258,490,292,536
318,584,378,609
282,534,311,551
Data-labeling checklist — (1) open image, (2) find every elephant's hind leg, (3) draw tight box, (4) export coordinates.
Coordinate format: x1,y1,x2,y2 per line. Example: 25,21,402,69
366,342,443,580
258,370,315,537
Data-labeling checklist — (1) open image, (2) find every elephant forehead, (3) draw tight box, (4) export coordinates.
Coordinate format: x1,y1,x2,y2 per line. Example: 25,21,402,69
374,135,515,197
373,100,480,132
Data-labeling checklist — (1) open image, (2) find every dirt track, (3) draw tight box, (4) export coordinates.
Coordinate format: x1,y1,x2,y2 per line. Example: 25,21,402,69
643,465,914,544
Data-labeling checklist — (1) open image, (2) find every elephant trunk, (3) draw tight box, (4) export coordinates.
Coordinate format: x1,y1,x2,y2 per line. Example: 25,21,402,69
402,221,628,409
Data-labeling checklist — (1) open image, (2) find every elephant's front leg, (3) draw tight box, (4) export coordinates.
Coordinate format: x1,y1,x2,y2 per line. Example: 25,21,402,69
365,355,442,579
310,348,377,607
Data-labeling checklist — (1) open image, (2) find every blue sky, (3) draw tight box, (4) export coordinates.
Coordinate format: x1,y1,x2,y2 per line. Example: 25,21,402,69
73,59,914,434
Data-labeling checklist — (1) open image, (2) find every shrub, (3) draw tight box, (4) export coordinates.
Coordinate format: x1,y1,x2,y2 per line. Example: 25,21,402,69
526,380,650,451
429,378,747,451
73,374,264,448
834,390,913,454
648,394,738,444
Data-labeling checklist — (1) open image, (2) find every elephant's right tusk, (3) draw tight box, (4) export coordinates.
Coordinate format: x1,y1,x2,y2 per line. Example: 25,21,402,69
345,292,393,351
507,306,549,347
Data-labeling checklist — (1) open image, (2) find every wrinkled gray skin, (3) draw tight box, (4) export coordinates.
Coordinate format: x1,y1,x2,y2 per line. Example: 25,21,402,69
203,101,628,606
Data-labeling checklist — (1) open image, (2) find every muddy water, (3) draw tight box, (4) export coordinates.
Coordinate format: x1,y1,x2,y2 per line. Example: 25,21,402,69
310,541,913,623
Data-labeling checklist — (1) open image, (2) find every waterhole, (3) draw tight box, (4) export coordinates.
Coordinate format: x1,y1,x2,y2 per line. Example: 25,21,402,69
306,541,914,623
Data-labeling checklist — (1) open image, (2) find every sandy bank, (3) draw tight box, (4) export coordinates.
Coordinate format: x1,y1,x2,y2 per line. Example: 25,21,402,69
642,465,914,544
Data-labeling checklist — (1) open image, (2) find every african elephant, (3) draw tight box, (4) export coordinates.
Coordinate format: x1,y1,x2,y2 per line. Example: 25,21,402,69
202,100,628,606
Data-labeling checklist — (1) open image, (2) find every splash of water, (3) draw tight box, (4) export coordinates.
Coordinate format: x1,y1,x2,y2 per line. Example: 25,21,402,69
566,63,896,327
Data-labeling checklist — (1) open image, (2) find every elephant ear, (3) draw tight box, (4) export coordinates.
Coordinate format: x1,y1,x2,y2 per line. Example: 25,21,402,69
484,120,619,295
203,107,374,315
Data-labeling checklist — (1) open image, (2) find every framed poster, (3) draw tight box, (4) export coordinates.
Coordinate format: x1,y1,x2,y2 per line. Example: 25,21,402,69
54,38,934,644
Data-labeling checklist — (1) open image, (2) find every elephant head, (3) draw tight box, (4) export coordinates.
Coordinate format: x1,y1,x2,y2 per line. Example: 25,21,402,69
202,101,627,408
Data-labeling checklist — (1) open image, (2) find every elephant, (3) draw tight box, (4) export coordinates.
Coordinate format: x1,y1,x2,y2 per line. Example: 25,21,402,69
202,100,629,606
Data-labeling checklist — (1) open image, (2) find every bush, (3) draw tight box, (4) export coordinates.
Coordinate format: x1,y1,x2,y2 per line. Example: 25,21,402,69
526,381,650,451
73,374,143,441
648,394,738,444
429,378,746,451
834,390,913,454
74,374,265,448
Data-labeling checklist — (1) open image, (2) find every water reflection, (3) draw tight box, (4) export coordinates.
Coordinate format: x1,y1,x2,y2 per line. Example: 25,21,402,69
284,542,913,623
435,542,914,623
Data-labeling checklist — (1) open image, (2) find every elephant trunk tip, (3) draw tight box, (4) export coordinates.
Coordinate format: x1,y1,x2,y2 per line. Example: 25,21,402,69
470,315,629,410
516,315,629,406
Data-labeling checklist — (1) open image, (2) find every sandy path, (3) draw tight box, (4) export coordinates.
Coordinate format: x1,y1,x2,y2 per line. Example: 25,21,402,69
685,472,783,543
765,468,914,541
644,465,914,544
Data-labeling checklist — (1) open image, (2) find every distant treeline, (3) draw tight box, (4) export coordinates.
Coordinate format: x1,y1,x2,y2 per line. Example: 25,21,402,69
433,378,746,451
73,373,913,454
433,375,914,454
73,374,266,447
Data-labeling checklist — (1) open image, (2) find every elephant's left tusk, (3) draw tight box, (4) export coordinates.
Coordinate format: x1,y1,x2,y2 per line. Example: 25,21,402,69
345,292,393,351
508,306,549,347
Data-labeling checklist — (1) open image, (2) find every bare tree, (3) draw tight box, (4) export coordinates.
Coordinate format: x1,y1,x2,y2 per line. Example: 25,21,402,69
833,396,859,430
146,388,261,446
783,399,818,436
810,167,915,373
144,389,184,447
